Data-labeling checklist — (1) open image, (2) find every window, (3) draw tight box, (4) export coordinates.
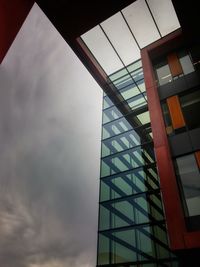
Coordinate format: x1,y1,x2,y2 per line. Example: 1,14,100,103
178,51,195,75
176,154,200,218
180,89,200,130
155,60,172,86
154,49,195,86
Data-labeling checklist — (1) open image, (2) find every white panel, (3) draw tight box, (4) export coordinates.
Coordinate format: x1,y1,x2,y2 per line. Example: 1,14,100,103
81,25,123,75
122,0,160,48
101,12,140,66
147,0,180,36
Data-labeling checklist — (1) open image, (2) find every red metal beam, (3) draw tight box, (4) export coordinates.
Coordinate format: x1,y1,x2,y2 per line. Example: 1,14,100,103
141,29,200,250
0,0,34,63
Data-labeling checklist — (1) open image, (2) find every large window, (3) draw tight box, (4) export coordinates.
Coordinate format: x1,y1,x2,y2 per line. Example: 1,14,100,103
180,89,200,130
175,153,200,218
98,60,177,266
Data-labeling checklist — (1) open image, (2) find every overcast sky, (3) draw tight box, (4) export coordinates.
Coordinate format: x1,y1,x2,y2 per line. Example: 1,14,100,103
0,3,102,267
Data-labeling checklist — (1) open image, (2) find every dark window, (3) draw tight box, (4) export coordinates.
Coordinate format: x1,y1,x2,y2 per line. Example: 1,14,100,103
180,89,200,130
161,103,173,135
176,154,200,218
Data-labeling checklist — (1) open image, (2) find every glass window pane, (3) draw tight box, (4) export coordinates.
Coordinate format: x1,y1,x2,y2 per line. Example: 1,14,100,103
100,166,158,201
147,0,180,37
112,230,137,263
131,68,144,82
127,60,142,72
100,194,163,229
103,96,114,109
179,53,195,75
155,63,172,86
102,117,132,140
161,102,173,135
81,25,123,74
109,68,128,82
100,180,113,201
137,226,156,259
103,105,123,124
137,79,146,92
180,89,200,130
102,129,142,156
113,73,133,90
101,145,155,178
120,84,141,100
122,0,160,48
98,234,110,265
99,205,110,230
127,94,147,110
176,154,200,217
137,111,151,125
101,12,140,66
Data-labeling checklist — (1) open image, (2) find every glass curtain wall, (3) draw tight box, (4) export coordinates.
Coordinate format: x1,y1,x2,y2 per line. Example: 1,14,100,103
97,60,178,267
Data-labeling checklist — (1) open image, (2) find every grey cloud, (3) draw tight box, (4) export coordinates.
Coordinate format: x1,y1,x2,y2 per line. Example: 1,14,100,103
0,3,102,267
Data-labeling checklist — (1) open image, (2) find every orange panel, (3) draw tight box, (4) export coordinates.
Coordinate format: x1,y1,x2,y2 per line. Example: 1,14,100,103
166,95,185,129
167,52,183,77
195,151,200,168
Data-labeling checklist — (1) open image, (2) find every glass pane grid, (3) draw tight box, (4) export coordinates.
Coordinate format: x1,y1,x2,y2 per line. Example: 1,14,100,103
98,60,176,266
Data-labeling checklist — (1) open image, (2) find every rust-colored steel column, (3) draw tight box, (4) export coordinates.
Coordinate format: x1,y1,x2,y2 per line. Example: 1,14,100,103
0,0,34,63
141,32,187,250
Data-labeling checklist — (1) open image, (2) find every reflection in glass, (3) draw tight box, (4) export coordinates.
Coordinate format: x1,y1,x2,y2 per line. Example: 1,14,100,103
161,102,173,135
120,84,141,100
176,154,200,217
179,52,195,75
100,165,159,202
98,60,175,266
101,144,155,178
155,62,172,86
180,89,200,130
103,96,114,109
99,193,164,230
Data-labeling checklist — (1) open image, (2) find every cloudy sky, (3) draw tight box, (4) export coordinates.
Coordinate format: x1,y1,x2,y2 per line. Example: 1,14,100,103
0,3,102,267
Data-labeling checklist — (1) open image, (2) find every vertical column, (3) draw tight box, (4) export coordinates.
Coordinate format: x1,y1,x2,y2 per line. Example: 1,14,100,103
141,47,186,250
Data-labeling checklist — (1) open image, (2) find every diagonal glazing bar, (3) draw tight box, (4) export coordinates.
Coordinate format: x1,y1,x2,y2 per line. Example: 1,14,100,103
146,0,180,37
122,0,160,48
100,12,140,66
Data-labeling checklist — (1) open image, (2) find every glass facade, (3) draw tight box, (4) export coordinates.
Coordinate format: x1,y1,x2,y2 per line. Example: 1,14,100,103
97,60,177,266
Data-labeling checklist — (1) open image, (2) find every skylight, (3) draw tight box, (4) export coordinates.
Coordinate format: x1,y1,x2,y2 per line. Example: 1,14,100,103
81,0,180,75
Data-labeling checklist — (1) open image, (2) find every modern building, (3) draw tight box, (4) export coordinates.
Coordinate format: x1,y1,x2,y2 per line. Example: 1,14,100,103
1,0,200,266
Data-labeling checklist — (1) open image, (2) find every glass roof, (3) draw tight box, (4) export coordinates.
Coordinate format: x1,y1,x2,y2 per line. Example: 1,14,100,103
146,0,180,36
82,25,123,74
100,12,140,66
81,0,180,75
122,0,160,48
